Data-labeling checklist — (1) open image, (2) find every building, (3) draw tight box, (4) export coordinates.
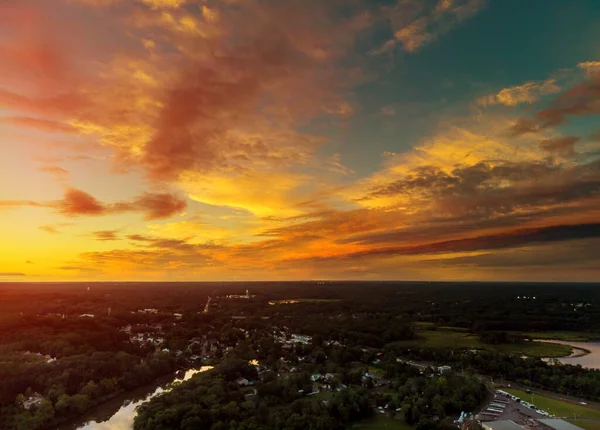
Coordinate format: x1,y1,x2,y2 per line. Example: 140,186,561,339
22,393,44,410
538,420,584,430
483,420,525,430
236,378,249,386
438,365,452,374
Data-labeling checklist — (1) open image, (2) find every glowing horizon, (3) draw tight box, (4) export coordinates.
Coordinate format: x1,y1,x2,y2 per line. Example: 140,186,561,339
1,0,600,282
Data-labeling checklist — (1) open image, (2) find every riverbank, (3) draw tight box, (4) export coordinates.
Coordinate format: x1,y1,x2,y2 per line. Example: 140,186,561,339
534,339,600,369
55,366,212,430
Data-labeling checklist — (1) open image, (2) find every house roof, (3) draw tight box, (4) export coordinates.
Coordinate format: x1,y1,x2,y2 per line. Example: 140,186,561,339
484,420,525,430
538,419,584,430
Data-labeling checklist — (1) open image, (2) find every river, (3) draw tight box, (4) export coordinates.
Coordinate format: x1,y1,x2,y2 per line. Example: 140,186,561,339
59,366,213,430
537,340,600,369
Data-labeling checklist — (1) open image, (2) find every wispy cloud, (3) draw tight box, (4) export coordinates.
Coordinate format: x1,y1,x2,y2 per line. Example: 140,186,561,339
509,74,600,135
477,79,560,107
373,0,485,54
92,230,120,241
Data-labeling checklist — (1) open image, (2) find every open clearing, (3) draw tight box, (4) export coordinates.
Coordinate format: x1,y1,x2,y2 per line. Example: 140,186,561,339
504,389,600,419
519,332,599,342
390,330,572,357
351,414,412,429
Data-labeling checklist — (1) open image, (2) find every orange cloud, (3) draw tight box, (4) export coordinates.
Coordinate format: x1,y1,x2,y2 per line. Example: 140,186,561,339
55,189,105,216
0,117,75,134
0,188,187,220
52,188,187,219
38,166,70,181
117,192,188,220
92,230,120,241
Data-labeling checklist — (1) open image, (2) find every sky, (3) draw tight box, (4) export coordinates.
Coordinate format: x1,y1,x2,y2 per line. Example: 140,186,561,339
1,0,600,282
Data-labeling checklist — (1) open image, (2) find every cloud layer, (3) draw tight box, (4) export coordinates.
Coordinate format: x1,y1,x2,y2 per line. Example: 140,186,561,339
2,0,600,281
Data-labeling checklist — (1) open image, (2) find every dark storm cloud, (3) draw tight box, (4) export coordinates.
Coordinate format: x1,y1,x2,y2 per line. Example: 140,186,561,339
288,222,600,263
362,160,559,199
361,159,600,219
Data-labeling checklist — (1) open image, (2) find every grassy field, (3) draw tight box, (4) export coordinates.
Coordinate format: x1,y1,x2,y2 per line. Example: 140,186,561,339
391,330,482,349
567,420,600,430
390,330,572,357
414,322,470,332
351,414,412,429
493,341,572,358
504,389,600,419
519,332,599,342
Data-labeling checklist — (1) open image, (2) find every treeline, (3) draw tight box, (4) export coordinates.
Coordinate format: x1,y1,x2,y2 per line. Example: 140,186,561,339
134,360,373,430
0,349,178,429
379,362,487,430
388,346,600,400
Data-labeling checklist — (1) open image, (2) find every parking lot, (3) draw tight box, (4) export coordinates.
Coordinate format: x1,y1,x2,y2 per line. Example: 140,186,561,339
478,391,545,423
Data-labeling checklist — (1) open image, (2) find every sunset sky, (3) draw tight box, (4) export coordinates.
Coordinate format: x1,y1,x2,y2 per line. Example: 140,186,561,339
1,0,600,282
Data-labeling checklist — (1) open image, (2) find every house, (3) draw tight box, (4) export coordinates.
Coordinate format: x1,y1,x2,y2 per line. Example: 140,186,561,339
22,393,44,410
236,378,249,386
438,365,452,374
79,314,95,318
311,374,322,382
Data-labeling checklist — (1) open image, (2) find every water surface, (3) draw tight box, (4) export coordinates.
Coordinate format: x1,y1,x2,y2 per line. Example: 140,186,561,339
62,366,213,430
538,340,600,369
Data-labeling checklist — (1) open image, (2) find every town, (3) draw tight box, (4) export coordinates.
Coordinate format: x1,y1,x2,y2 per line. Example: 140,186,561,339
1,282,600,430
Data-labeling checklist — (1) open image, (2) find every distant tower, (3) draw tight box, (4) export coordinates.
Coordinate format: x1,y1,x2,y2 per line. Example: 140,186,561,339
87,286,90,292
108,307,111,316
246,289,249,298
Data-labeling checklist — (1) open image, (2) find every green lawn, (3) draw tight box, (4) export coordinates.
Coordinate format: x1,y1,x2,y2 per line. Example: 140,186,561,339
519,332,599,342
493,341,572,358
390,330,571,357
504,389,600,419
567,420,600,430
351,414,412,429
414,322,469,332
391,330,482,349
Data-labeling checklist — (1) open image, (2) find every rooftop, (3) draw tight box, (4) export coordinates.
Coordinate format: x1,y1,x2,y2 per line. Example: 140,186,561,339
538,419,584,430
484,420,525,430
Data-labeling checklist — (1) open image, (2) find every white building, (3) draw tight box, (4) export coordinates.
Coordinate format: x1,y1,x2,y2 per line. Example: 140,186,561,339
438,365,452,374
